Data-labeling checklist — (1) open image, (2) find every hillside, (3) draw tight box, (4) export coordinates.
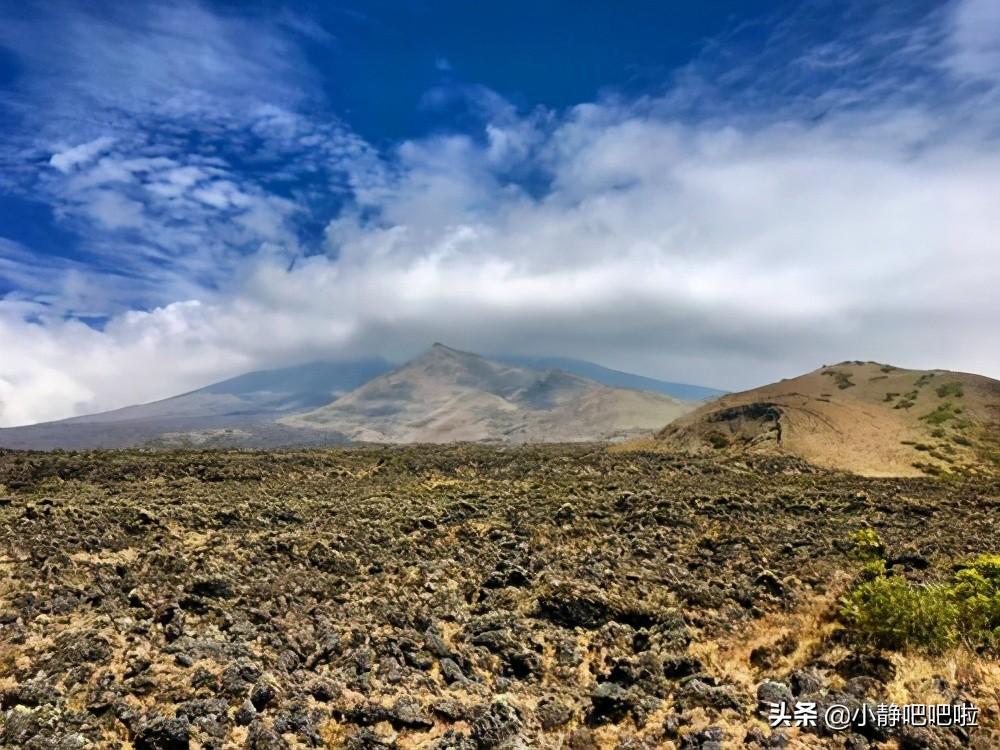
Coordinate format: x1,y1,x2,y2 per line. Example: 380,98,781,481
494,354,727,401
0,359,393,449
653,361,999,477
281,343,694,442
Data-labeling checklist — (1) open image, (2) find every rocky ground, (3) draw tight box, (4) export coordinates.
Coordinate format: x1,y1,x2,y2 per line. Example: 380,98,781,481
0,446,998,749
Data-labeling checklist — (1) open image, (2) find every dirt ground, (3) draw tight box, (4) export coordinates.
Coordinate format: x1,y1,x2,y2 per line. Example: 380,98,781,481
0,445,998,749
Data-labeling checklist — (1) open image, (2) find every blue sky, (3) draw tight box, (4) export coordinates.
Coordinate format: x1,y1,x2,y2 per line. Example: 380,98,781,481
0,0,998,425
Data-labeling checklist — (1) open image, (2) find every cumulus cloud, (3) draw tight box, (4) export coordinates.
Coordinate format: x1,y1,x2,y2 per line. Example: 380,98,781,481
0,0,998,426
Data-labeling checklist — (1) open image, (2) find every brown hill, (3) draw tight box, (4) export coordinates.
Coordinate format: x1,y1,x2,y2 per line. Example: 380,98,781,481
280,343,695,442
653,361,999,477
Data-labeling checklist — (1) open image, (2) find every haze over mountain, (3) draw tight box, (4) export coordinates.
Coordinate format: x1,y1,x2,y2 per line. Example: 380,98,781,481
652,361,1000,477
0,346,701,449
493,355,726,401
283,344,693,443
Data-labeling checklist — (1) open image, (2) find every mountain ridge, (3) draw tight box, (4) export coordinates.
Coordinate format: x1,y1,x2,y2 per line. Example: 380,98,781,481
0,345,703,449
281,344,693,443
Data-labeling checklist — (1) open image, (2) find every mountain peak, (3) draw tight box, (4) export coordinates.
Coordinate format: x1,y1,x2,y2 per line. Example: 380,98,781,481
428,342,463,356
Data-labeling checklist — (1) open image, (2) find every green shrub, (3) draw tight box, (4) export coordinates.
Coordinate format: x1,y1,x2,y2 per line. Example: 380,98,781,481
921,402,959,425
849,528,886,561
935,382,964,398
822,369,855,389
706,431,729,449
840,553,1000,653
840,576,957,650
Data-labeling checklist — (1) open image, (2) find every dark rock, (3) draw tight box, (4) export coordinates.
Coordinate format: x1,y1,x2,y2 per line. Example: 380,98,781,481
432,699,470,722
428,730,476,749
679,726,724,750
587,682,633,726
439,657,469,685
567,728,599,750
235,699,257,727
470,699,522,748
843,676,882,699
134,717,190,750
249,679,278,711
756,680,793,717
536,583,612,629
244,719,290,750
345,728,396,750
788,669,822,696
536,696,572,729
189,577,235,599
307,680,339,702
836,652,895,683
677,679,742,712
220,660,262,697
662,654,703,679
388,696,433,730
897,726,965,750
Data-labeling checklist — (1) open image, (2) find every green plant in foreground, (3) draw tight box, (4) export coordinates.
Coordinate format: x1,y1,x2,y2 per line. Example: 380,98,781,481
849,528,886,562
840,554,1000,653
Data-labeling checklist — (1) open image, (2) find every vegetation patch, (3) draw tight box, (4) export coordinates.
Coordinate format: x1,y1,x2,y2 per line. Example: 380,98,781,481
705,431,729,449
914,373,936,388
849,528,886,562
921,401,960,425
821,368,855,389
840,554,1000,653
935,382,965,399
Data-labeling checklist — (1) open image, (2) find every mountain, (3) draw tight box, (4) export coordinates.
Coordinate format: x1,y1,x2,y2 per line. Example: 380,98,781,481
281,343,694,443
652,361,999,477
0,358,392,449
494,354,726,401
0,347,698,449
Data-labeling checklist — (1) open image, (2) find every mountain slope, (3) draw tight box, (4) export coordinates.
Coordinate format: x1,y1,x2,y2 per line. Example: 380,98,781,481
0,358,392,449
495,354,726,401
281,343,694,443
653,361,999,476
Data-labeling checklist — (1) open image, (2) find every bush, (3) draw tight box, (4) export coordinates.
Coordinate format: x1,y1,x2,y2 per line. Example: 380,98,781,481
705,431,729,449
935,382,964,398
840,554,1000,653
921,402,959,425
849,528,885,561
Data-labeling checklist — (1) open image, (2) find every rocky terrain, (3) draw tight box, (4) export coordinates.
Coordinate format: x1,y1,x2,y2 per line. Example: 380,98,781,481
654,362,1000,478
1,445,998,749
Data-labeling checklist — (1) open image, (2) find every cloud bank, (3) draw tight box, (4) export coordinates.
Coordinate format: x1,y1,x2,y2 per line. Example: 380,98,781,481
0,0,998,426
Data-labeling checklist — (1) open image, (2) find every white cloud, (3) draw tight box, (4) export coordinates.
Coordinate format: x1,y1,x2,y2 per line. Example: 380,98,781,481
86,190,146,230
1,0,999,427
948,0,1000,83
49,136,116,172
